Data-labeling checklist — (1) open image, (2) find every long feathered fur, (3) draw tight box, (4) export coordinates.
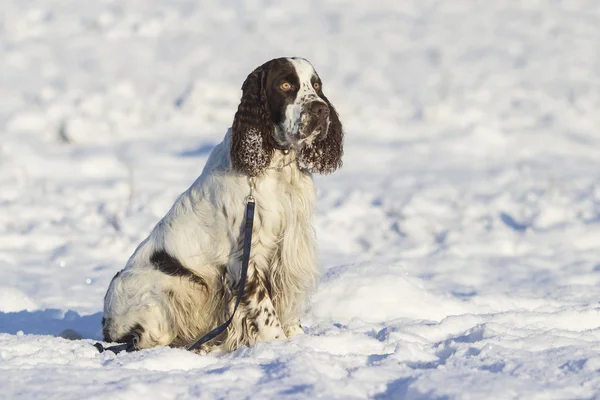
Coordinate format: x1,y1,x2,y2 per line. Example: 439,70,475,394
230,62,275,177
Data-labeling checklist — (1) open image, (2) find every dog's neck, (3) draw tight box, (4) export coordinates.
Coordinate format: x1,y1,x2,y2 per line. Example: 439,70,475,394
260,148,307,185
267,148,297,171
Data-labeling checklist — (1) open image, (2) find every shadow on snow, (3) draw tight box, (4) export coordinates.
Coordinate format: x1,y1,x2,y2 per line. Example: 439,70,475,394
0,309,102,340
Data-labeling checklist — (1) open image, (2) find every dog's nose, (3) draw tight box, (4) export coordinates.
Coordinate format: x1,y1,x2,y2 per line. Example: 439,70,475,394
310,102,329,119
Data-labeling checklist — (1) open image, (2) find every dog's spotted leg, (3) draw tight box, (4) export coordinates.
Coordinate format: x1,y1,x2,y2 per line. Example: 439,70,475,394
253,271,287,342
234,264,286,344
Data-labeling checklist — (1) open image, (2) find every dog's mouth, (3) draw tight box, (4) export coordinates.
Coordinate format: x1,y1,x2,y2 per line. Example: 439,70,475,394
275,100,331,149
301,114,330,140
280,114,328,146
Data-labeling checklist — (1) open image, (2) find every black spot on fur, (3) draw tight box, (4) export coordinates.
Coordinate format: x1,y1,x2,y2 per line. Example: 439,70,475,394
243,275,259,300
116,323,145,346
262,273,273,299
256,288,266,303
222,204,228,219
265,318,270,326
241,315,259,337
151,249,207,288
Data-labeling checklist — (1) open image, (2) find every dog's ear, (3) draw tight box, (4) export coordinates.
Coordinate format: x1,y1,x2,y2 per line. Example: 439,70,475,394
298,93,344,174
230,64,275,176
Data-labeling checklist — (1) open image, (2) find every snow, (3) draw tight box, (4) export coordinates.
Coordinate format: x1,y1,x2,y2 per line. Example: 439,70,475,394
2,0,600,398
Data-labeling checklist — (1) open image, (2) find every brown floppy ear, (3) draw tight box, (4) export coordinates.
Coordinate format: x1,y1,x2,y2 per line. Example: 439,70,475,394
230,64,274,176
298,94,344,174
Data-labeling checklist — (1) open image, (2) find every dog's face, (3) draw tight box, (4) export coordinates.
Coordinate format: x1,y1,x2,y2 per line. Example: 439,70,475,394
231,57,344,177
264,58,330,147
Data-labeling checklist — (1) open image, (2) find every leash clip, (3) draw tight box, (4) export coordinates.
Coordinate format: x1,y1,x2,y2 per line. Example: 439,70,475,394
246,178,256,203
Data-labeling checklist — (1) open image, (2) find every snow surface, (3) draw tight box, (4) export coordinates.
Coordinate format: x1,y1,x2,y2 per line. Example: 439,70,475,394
2,0,600,398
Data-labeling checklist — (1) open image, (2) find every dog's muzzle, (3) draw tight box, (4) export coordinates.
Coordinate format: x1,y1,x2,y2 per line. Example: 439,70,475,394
299,101,330,139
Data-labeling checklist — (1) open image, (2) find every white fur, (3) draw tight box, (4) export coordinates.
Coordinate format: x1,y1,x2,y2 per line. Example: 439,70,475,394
103,130,318,351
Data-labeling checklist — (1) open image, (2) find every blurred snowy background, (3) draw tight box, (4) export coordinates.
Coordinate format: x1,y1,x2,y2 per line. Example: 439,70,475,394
2,1,600,398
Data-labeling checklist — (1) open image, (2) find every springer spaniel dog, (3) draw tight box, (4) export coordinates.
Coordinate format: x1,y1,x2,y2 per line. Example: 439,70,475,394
102,57,344,352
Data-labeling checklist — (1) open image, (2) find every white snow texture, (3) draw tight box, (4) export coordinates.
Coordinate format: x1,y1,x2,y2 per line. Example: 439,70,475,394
2,1,600,399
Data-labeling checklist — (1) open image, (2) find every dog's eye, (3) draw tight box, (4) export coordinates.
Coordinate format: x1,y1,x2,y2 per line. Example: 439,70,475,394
280,82,292,91
313,82,320,91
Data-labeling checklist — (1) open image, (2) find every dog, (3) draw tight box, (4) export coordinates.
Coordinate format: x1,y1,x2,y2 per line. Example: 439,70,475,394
102,57,344,352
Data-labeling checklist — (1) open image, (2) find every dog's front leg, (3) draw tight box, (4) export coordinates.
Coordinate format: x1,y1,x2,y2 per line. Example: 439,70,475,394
242,265,286,342
284,321,305,338
225,263,287,349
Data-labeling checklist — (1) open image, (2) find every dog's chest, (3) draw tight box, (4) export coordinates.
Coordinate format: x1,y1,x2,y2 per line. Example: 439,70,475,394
253,165,315,244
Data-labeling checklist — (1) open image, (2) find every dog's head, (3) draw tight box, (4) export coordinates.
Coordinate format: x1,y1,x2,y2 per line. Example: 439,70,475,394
231,57,344,176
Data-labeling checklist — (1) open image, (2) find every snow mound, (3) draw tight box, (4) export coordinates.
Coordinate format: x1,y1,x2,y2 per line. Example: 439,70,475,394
312,262,474,323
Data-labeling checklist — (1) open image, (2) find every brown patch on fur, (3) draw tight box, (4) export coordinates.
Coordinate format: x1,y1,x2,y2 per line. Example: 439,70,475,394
150,249,207,288
256,288,266,303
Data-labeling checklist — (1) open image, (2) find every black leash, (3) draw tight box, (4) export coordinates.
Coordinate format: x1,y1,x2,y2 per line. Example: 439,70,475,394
187,195,254,351
95,193,256,355
94,341,135,354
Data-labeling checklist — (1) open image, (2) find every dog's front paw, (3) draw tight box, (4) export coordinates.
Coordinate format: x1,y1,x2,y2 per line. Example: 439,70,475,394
284,322,305,337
